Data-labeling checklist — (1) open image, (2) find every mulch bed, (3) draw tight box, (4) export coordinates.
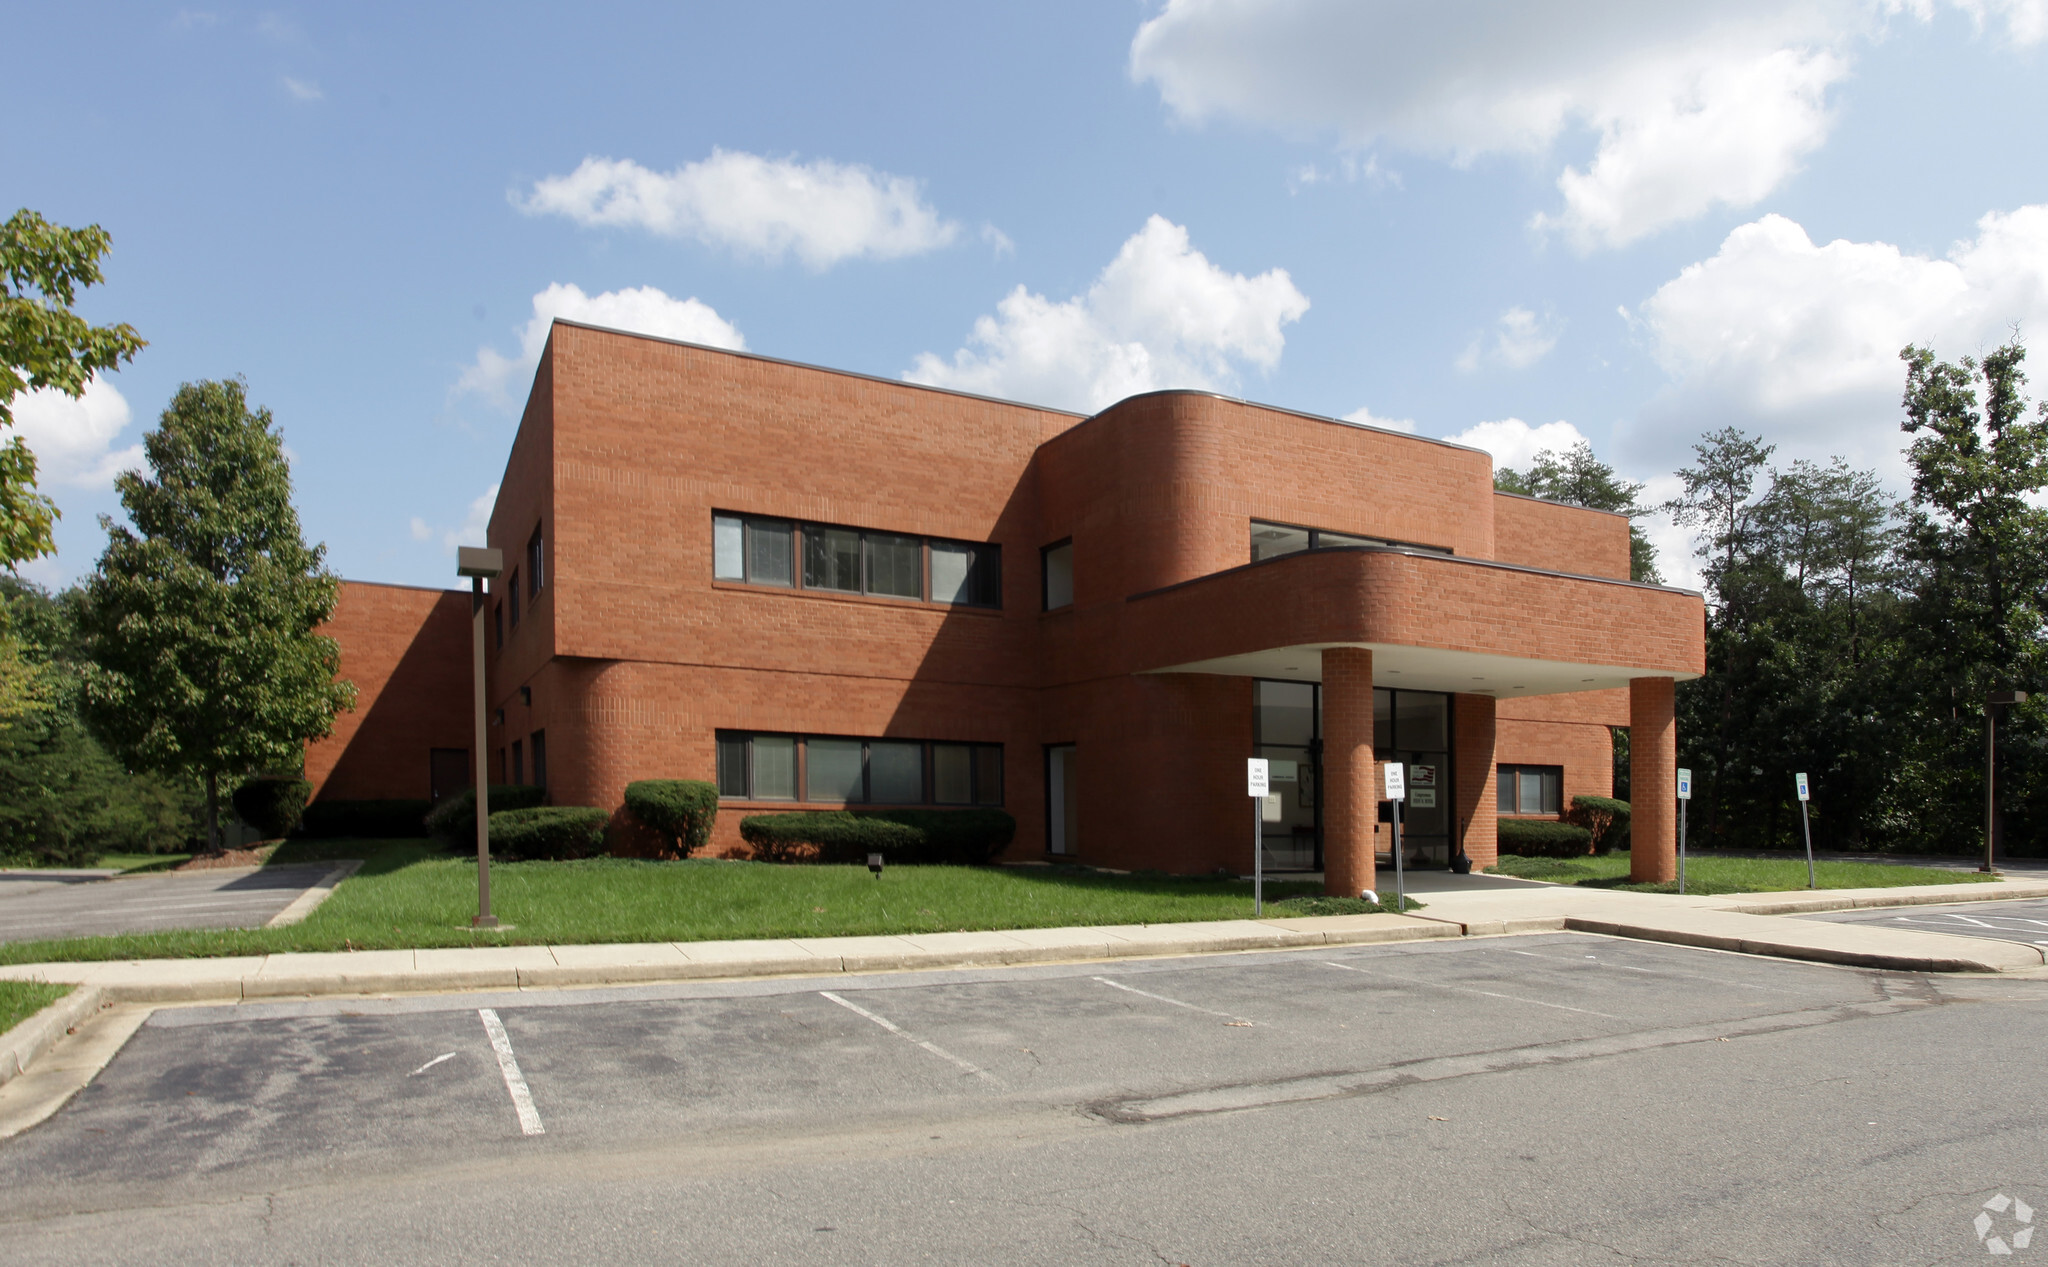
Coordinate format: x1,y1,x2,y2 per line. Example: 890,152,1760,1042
173,844,279,871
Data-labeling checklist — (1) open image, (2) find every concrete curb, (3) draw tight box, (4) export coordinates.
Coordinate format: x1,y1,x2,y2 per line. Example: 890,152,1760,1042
263,859,364,928
0,986,106,1086
1562,914,2045,974
1715,881,2048,916
0,915,1462,1005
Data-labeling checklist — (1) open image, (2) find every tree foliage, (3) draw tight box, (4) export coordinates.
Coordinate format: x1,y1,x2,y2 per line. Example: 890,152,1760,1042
76,379,355,851
0,579,201,865
1672,337,2048,855
0,209,147,568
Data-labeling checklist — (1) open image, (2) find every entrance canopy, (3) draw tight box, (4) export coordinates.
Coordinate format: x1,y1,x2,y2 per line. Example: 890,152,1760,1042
1144,640,1695,699
1122,546,1705,693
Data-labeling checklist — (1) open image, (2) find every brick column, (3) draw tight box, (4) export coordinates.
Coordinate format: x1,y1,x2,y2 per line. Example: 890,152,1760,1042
1453,694,1498,870
1323,647,1376,899
1630,677,1676,884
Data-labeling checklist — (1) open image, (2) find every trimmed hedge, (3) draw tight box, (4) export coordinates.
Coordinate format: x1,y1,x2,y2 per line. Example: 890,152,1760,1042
623,780,718,852
738,809,1016,865
299,799,432,839
1568,795,1632,854
1497,817,1595,858
425,784,546,844
231,776,311,840
486,806,609,861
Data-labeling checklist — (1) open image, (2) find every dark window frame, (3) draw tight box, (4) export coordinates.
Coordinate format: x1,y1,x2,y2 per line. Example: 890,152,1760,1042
1249,518,1452,559
713,512,1002,610
1041,538,1074,611
527,524,545,596
530,729,547,791
507,569,521,627
715,730,1004,806
511,738,525,786
1497,764,1564,816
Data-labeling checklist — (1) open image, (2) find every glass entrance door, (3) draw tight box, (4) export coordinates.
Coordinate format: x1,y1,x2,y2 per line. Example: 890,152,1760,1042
1254,680,1320,871
1375,688,1454,867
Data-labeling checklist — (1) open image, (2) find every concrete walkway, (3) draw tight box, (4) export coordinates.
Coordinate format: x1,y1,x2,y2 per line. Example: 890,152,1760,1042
0,865,347,944
1395,870,2048,972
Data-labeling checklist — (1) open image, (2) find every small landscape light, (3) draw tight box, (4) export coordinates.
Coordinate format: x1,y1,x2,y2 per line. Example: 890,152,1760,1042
867,852,884,879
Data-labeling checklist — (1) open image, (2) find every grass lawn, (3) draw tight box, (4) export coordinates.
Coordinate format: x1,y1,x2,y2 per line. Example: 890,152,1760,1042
0,838,1373,965
1490,850,2000,895
0,981,72,1034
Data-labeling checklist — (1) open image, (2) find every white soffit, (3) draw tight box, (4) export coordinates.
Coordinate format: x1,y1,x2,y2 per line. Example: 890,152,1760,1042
1143,643,1698,697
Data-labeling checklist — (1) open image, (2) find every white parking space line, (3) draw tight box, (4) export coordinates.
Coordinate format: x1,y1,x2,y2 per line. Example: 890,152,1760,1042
819,991,1003,1085
1093,976,1257,1026
476,1009,545,1135
1498,946,1797,993
409,1052,458,1077
1322,960,1623,1019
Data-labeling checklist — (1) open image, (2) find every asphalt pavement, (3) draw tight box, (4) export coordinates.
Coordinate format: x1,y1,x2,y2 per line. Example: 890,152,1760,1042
0,932,2044,1263
0,865,339,944
1803,896,2048,947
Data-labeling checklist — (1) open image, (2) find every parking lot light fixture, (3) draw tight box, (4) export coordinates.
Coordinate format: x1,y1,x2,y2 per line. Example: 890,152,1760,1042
457,546,505,928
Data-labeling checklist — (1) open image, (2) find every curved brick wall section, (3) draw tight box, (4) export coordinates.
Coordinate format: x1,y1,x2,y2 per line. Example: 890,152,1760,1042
1123,549,1704,677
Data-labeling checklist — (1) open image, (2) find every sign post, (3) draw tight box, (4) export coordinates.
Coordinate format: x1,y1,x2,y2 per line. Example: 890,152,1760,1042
1676,768,1692,895
1384,762,1407,912
1247,758,1270,916
1795,772,1815,890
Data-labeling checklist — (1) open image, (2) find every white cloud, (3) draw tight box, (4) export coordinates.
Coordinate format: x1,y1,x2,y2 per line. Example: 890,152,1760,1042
520,151,962,269
1442,417,1592,473
1341,404,1416,433
455,282,746,409
10,378,142,489
1630,204,2048,475
412,484,499,557
1129,1,2042,251
905,217,1309,413
281,76,322,101
1457,306,1563,372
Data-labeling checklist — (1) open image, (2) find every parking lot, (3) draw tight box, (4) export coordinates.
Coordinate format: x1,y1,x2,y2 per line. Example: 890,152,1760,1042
2,932,2046,1263
0,865,339,944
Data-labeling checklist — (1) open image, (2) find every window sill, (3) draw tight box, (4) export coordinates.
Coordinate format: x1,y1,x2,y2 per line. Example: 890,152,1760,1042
709,579,1003,617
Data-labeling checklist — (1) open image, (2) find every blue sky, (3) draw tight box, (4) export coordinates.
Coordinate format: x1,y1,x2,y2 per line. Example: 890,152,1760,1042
6,1,2047,591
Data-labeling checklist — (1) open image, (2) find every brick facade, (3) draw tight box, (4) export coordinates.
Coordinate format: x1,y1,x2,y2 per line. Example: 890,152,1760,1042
314,321,1705,878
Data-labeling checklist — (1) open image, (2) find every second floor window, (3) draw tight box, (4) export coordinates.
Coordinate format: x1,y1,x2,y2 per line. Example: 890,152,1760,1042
1042,540,1073,610
1250,520,1451,562
713,513,1000,608
527,524,545,595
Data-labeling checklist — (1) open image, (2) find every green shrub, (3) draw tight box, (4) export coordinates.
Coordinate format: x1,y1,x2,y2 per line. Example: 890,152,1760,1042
486,806,610,860
1497,817,1595,858
231,775,312,840
738,809,1016,865
299,799,432,839
1568,795,1632,854
622,780,719,852
425,784,545,843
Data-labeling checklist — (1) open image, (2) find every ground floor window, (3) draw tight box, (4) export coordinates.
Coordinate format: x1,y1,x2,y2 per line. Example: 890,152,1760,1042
1497,764,1562,815
530,730,547,790
716,732,1003,806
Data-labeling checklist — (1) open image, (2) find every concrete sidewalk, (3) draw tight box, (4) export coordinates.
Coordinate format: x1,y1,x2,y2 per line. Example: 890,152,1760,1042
1397,871,2048,973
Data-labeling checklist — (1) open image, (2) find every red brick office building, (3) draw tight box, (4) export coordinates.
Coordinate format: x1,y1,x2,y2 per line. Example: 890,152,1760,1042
305,320,1704,895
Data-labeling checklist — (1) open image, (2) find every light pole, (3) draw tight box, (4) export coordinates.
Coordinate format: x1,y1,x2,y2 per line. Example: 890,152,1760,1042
457,546,504,928
1985,690,2030,875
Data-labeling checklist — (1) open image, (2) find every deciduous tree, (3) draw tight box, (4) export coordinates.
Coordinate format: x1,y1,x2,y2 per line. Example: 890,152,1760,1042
77,379,354,852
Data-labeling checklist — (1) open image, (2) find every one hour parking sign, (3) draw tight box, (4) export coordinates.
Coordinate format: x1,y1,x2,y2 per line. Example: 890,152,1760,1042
1247,758,1269,798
